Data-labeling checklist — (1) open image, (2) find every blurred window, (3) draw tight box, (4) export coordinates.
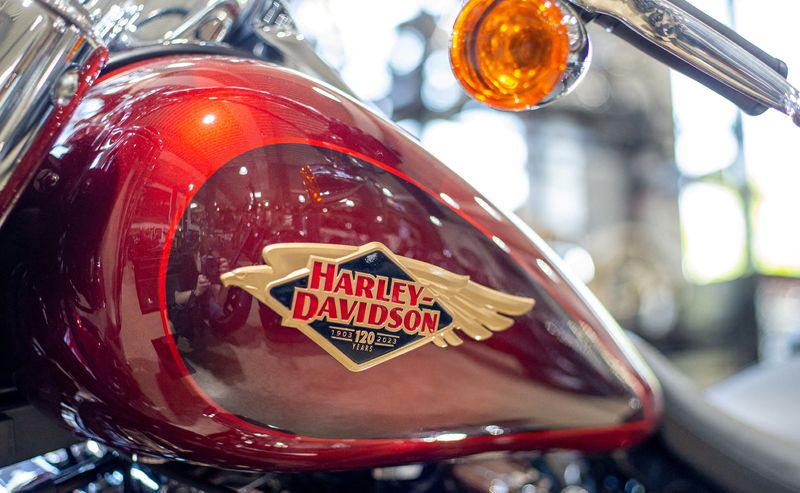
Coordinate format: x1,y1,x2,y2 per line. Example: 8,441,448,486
673,0,800,283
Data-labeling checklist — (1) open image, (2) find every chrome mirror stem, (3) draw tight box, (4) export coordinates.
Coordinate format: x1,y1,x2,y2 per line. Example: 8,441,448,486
569,0,800,126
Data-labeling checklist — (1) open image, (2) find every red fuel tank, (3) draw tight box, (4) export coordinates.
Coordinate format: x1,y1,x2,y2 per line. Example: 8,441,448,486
10,56,660,470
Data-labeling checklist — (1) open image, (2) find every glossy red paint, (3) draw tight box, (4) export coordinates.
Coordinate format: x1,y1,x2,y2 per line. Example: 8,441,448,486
9,55,660,470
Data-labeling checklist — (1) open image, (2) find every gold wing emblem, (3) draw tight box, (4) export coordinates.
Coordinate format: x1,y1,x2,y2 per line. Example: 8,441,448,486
220,242,534,369
397,255,534,347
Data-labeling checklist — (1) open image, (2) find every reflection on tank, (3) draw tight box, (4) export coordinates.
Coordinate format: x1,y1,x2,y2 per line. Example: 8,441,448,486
158,143,642,439
164,144,428,354
165,168,270,349
167,238,230,342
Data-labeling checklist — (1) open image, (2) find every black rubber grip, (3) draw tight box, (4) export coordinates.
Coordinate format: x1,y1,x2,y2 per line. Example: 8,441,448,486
590,1,788,115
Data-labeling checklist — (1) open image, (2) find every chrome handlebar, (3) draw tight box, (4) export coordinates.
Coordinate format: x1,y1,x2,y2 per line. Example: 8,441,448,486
569,0,800,126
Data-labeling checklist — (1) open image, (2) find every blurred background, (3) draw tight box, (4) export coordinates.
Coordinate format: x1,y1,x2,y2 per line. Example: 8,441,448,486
289,0,800,386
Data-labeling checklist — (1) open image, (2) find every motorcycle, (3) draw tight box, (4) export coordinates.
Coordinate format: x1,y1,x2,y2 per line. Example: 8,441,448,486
0,0,798,492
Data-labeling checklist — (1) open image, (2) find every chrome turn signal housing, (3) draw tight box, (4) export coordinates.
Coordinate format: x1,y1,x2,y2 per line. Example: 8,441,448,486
450,0,591,111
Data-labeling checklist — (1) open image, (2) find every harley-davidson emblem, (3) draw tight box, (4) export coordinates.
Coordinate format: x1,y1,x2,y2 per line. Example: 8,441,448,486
221,242,534,371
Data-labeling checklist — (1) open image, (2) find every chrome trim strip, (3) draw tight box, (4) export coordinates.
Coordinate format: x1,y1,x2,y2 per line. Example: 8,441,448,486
0,0,106,224
569,0,800,126
535,0,592,109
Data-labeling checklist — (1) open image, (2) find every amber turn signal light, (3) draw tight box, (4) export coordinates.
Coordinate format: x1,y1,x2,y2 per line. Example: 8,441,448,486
450,0,570,111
